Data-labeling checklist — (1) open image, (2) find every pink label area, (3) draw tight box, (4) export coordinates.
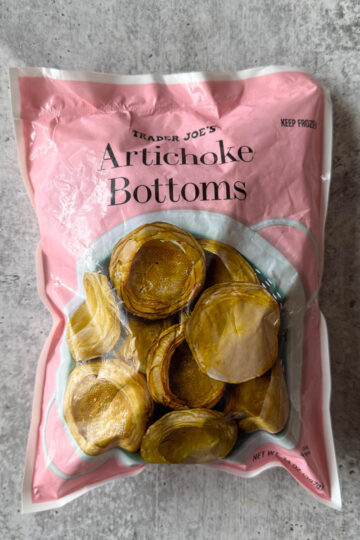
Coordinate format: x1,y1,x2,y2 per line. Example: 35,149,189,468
16,69,334,507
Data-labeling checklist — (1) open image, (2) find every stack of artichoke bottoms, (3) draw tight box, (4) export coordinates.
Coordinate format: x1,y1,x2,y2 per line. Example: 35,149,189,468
64,222,289,464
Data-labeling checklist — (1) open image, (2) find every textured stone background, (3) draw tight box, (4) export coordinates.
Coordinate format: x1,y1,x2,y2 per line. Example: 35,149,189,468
0,0,359,538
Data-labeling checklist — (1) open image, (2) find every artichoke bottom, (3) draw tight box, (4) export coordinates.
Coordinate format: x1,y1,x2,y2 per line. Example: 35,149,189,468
224,360,289,433
66,272,121,362
147,323,225,409
199,238,259,288
141,409,237,464
63,359,153,455
109,222,205,319
186,282,280,384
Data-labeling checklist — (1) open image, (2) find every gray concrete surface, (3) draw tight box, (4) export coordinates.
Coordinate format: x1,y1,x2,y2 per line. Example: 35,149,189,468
0,0,359,538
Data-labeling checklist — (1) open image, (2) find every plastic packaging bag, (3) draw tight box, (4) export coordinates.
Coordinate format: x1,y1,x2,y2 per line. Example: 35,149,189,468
10,66,341,512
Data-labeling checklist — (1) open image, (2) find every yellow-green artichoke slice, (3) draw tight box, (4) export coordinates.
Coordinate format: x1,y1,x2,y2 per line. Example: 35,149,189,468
224,360,289,433
185,282,280,384
140,409,237,463
66,273,121,362
109,222,205,319
147,323,225,409
63,359,153,455
114,315,174,373
199,238,259,287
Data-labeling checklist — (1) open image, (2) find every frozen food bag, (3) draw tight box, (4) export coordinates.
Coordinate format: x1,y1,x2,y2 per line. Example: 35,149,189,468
9,66,341,511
